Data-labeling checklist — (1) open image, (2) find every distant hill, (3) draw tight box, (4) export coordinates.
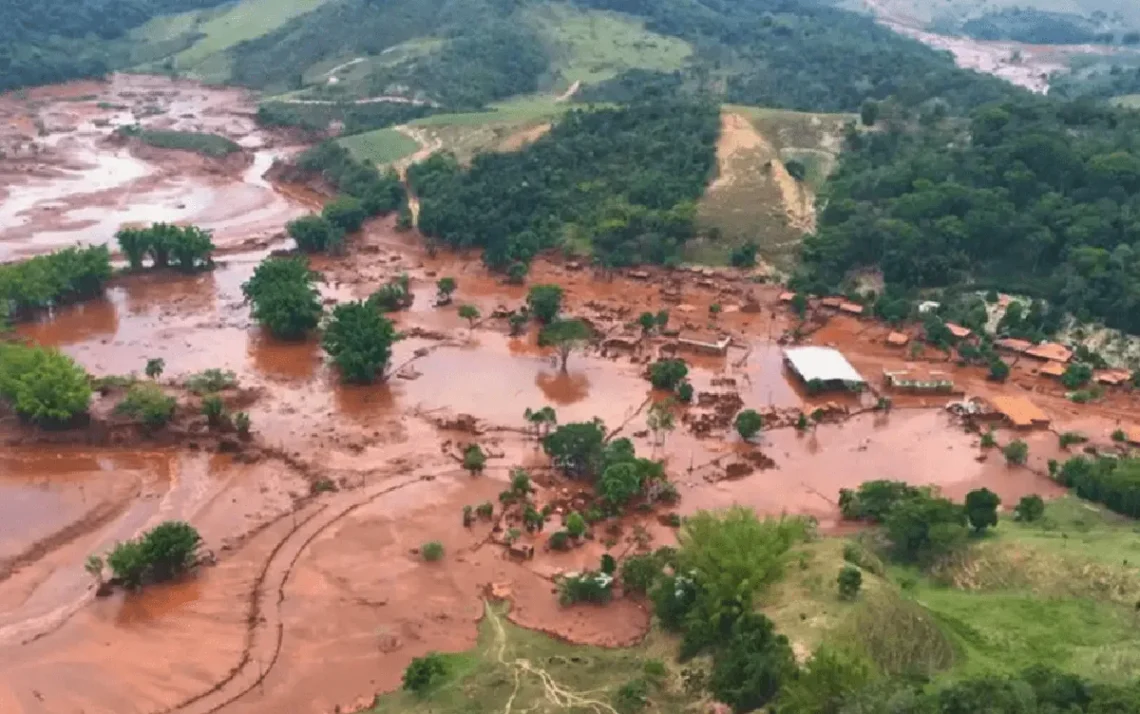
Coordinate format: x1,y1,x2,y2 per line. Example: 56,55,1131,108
5,0,1017,116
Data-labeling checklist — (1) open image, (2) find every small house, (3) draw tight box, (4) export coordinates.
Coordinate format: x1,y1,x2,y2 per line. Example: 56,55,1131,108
1025,342,1072,363
1038,362,1065,378
883,368,957,394
778,291,796,303
995,338,1032,354
886,331,910,347
1095,369,1131,386
839,302,865,316
819,297,845,310
946,323,972,340
991,395,1050,429
676,332,732,356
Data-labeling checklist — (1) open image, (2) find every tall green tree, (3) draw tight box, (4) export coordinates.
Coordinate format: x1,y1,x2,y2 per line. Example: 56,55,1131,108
322,301,401,383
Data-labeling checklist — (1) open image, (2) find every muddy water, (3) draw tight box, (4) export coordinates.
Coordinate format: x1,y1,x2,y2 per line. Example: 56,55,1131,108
0,75,308,260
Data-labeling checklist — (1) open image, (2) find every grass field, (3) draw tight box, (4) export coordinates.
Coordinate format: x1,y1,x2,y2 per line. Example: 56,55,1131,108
368,603,694,714
768,497,1140,683
525,2,693,89
131,0,332,81
689,106,849,268
398,94,572,163
338,128,421,165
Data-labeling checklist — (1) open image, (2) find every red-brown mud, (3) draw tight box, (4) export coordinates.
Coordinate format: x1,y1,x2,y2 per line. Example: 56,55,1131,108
3,79,1140,714
0,74,308,261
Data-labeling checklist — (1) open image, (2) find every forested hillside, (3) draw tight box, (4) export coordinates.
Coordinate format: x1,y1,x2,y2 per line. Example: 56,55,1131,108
409,100,719,271
798,97,1140,332
0,0,229,90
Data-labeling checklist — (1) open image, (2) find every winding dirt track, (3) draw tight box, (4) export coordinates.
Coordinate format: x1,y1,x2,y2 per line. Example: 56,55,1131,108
162,471,453,714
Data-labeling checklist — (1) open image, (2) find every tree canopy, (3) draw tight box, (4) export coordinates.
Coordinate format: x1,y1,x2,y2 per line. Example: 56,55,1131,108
241,257,324,340
322,302,402,384
411,100,718,271
798,97,1140,333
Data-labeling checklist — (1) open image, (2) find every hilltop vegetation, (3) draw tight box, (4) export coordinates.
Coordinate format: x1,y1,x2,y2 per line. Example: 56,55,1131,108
410,99,719,271
0,0,232,90
798,96,1140,333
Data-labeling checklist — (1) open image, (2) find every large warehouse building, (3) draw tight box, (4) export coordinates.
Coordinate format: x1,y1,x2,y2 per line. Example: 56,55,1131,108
783,346,866,391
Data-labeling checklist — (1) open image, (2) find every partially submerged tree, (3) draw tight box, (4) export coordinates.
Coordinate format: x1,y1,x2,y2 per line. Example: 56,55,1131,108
144,358,165,380
458,303,480,328
524,406,557,438
0,343,91,426
527,284,564,323
1003,439,1029,466
435,276,457,305
287,214,342,253
538,318,591,371
543,419,607,478
647,400,676,447
735,409,763,441
648,358,688,391
241,256,323,340
322,301,401,384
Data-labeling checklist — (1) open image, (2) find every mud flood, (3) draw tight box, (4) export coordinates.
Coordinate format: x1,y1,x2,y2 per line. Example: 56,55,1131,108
0,79,1124,714
0,74,310,260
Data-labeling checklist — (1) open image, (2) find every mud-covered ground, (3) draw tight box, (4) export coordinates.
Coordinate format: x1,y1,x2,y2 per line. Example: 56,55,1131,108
0,75,310,261
0,79,1131,714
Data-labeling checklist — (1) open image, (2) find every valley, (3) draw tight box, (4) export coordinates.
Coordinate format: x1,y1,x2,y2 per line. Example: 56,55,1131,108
3,1,1140,713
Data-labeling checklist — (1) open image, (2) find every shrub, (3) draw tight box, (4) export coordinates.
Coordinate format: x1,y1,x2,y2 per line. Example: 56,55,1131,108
709,613,796,713
107,520,201,588
145,358,165,380
676,380,694,403
1061,363,1093,389
1014,494,1045,522
0,342,91,425
559,570,614,605
369,274,413,312
475,502,494,520
542,419,607,478
838,480,924,522
1059,431,1087,448
980,428,996,448
0,245,111,316
566,512,587,538
648,358,688,391
526,284,564,323
421,541,444,562
600,553,617,575
322,196,367,233
1003,439,1029,465
619,554,661,595
964,488,1000,532
201,394,226,428
458,304,480,327
734,409,763,440
549,530,571,551
185,368,237,395
116,383,176,429
837,565,862,600
287,214,342,253
1112,428,1126,442
884,495,968,563
234,411,251,437
403,652,447,695
435,277,457,304
463,444,486,474
613,678,649,713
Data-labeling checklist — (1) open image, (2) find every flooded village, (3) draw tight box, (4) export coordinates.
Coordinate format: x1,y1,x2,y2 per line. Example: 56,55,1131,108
0,75,1136,713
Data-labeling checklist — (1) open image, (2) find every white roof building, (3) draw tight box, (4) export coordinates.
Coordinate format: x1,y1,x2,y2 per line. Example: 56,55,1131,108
783,346,865,385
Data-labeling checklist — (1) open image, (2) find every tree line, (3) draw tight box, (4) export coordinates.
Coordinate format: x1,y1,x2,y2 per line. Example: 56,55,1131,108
797,96,1140,333
0,0,229,91
410,99,719,272
0,245,111,321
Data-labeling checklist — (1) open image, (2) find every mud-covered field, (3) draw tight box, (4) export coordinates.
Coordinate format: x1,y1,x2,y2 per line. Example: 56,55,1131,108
0,77,1129,714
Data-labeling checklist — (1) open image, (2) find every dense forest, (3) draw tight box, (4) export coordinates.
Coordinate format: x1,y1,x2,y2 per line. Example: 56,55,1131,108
230,0,1020,114
797,97,1140,332
954,9,1104,45
410,100,719,271
0,0,229,90
571,0,1018,112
